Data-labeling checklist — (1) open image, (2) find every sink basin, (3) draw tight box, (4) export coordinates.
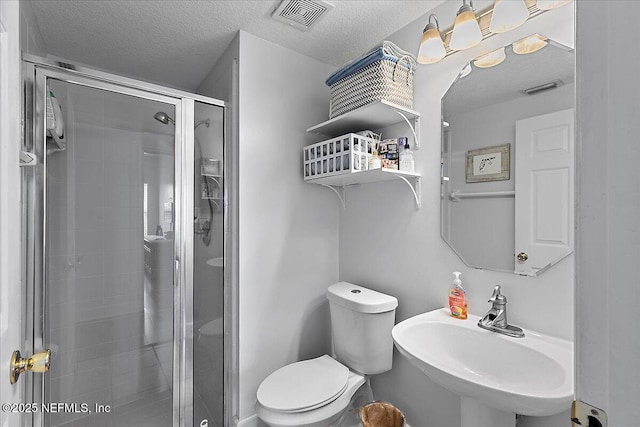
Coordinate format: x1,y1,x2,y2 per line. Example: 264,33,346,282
392,308,573,418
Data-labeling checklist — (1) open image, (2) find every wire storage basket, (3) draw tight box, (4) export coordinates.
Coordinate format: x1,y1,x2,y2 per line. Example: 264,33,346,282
303,133,376,181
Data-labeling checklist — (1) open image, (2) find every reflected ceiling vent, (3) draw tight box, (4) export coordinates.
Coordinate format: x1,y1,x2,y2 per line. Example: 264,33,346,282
523,80,564,95
271,0,334,31
56,61,76,71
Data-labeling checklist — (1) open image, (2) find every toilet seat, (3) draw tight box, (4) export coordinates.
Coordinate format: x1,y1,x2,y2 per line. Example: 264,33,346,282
256,366,366,427
257,355,350,413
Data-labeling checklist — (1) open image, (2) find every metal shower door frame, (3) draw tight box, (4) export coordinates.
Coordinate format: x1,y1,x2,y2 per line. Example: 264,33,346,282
21,57,227,427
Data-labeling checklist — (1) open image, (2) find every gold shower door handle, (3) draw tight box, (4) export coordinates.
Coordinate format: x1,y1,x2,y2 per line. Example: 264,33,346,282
9,349,51,385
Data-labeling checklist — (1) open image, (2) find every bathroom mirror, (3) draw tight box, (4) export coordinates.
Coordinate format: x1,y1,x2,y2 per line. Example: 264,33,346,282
441,37,574,276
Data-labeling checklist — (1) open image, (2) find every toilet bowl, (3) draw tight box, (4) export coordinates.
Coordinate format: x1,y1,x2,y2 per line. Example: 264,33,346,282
256,355,365,427
256,283,399,427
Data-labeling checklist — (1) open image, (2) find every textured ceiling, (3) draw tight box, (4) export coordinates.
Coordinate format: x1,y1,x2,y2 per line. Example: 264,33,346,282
27,0,446,91
443,41,575,118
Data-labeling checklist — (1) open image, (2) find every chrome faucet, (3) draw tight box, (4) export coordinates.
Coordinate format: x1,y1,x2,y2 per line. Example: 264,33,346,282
477,285,525,338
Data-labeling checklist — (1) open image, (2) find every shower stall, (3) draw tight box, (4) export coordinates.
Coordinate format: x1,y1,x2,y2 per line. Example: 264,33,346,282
20,56,232,427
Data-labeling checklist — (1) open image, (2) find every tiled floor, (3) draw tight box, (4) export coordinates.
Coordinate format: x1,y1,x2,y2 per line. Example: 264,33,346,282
52,342,173,427
50,273,176,427
49,269,219,427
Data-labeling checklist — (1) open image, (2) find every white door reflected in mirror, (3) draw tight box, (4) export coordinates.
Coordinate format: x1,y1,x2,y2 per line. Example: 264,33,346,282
515,109,574,276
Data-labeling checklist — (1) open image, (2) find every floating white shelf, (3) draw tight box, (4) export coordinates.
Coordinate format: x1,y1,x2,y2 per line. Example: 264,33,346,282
306,100,421,149
305,102,422,208
307,168,421,209
306,168,417,186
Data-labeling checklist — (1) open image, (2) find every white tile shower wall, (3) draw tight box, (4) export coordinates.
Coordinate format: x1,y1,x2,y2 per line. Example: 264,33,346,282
54,123,145,321
143,148,174,236
46,85,154,423
337,3,574,427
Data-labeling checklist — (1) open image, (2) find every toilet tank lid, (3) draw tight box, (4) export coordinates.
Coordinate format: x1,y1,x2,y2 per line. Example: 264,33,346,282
326,282,398,313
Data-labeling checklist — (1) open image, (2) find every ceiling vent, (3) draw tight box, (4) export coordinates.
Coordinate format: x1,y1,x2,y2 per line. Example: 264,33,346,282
271,0,334,31
523,80,564,96
56,61,76,71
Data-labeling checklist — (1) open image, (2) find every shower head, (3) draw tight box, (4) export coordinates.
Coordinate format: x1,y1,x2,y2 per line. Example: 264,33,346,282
154,111,175,125
154,111,211,130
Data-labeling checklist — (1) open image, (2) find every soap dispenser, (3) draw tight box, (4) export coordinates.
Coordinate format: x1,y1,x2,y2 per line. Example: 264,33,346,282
449,272,467,319
399,141,415,172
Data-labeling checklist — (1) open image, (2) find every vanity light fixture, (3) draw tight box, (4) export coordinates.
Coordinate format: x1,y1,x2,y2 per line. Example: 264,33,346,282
536,0,571,10
417,0,573,65
512,33,548,54
417,14,446,64
450,0,483,51
489,0,529,33
473,47,506,68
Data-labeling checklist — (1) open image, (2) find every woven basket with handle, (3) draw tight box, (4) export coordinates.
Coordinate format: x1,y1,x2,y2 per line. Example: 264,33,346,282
329,56,414,119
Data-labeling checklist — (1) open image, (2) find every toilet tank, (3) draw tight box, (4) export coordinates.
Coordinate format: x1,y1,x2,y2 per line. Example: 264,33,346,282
326,282,398,375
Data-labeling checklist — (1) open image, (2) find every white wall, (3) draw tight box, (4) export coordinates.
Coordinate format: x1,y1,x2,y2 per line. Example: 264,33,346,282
338,3,574,427
19,0,46,56
199,31,339,425
198,33,239,104
576,1,640,425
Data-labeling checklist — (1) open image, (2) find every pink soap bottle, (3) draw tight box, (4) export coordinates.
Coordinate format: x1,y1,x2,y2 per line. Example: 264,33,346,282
449,272,467,319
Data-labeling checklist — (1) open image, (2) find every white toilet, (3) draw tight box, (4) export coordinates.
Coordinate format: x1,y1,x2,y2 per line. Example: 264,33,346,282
256,282,398,427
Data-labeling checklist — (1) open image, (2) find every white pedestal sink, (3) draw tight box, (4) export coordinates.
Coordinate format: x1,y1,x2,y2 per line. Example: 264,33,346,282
392,308,573,427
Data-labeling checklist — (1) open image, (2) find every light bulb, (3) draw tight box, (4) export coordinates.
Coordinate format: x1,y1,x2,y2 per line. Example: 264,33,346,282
417,15,446,65
473,47,506,68
536,0,571,10
489,0,529,34
450,3,482,51
512,34,548,54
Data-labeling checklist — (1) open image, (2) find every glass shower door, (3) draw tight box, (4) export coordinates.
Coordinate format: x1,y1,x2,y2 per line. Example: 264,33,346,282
192,101,225,427
40,77,178,427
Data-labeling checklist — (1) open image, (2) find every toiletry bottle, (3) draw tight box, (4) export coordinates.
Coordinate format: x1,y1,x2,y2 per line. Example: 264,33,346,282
449,272,467,319
369,145,381,170
399,141,415,172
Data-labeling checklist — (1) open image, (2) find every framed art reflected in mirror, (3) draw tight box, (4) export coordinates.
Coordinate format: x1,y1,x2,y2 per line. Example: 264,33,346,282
465,144,510,183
